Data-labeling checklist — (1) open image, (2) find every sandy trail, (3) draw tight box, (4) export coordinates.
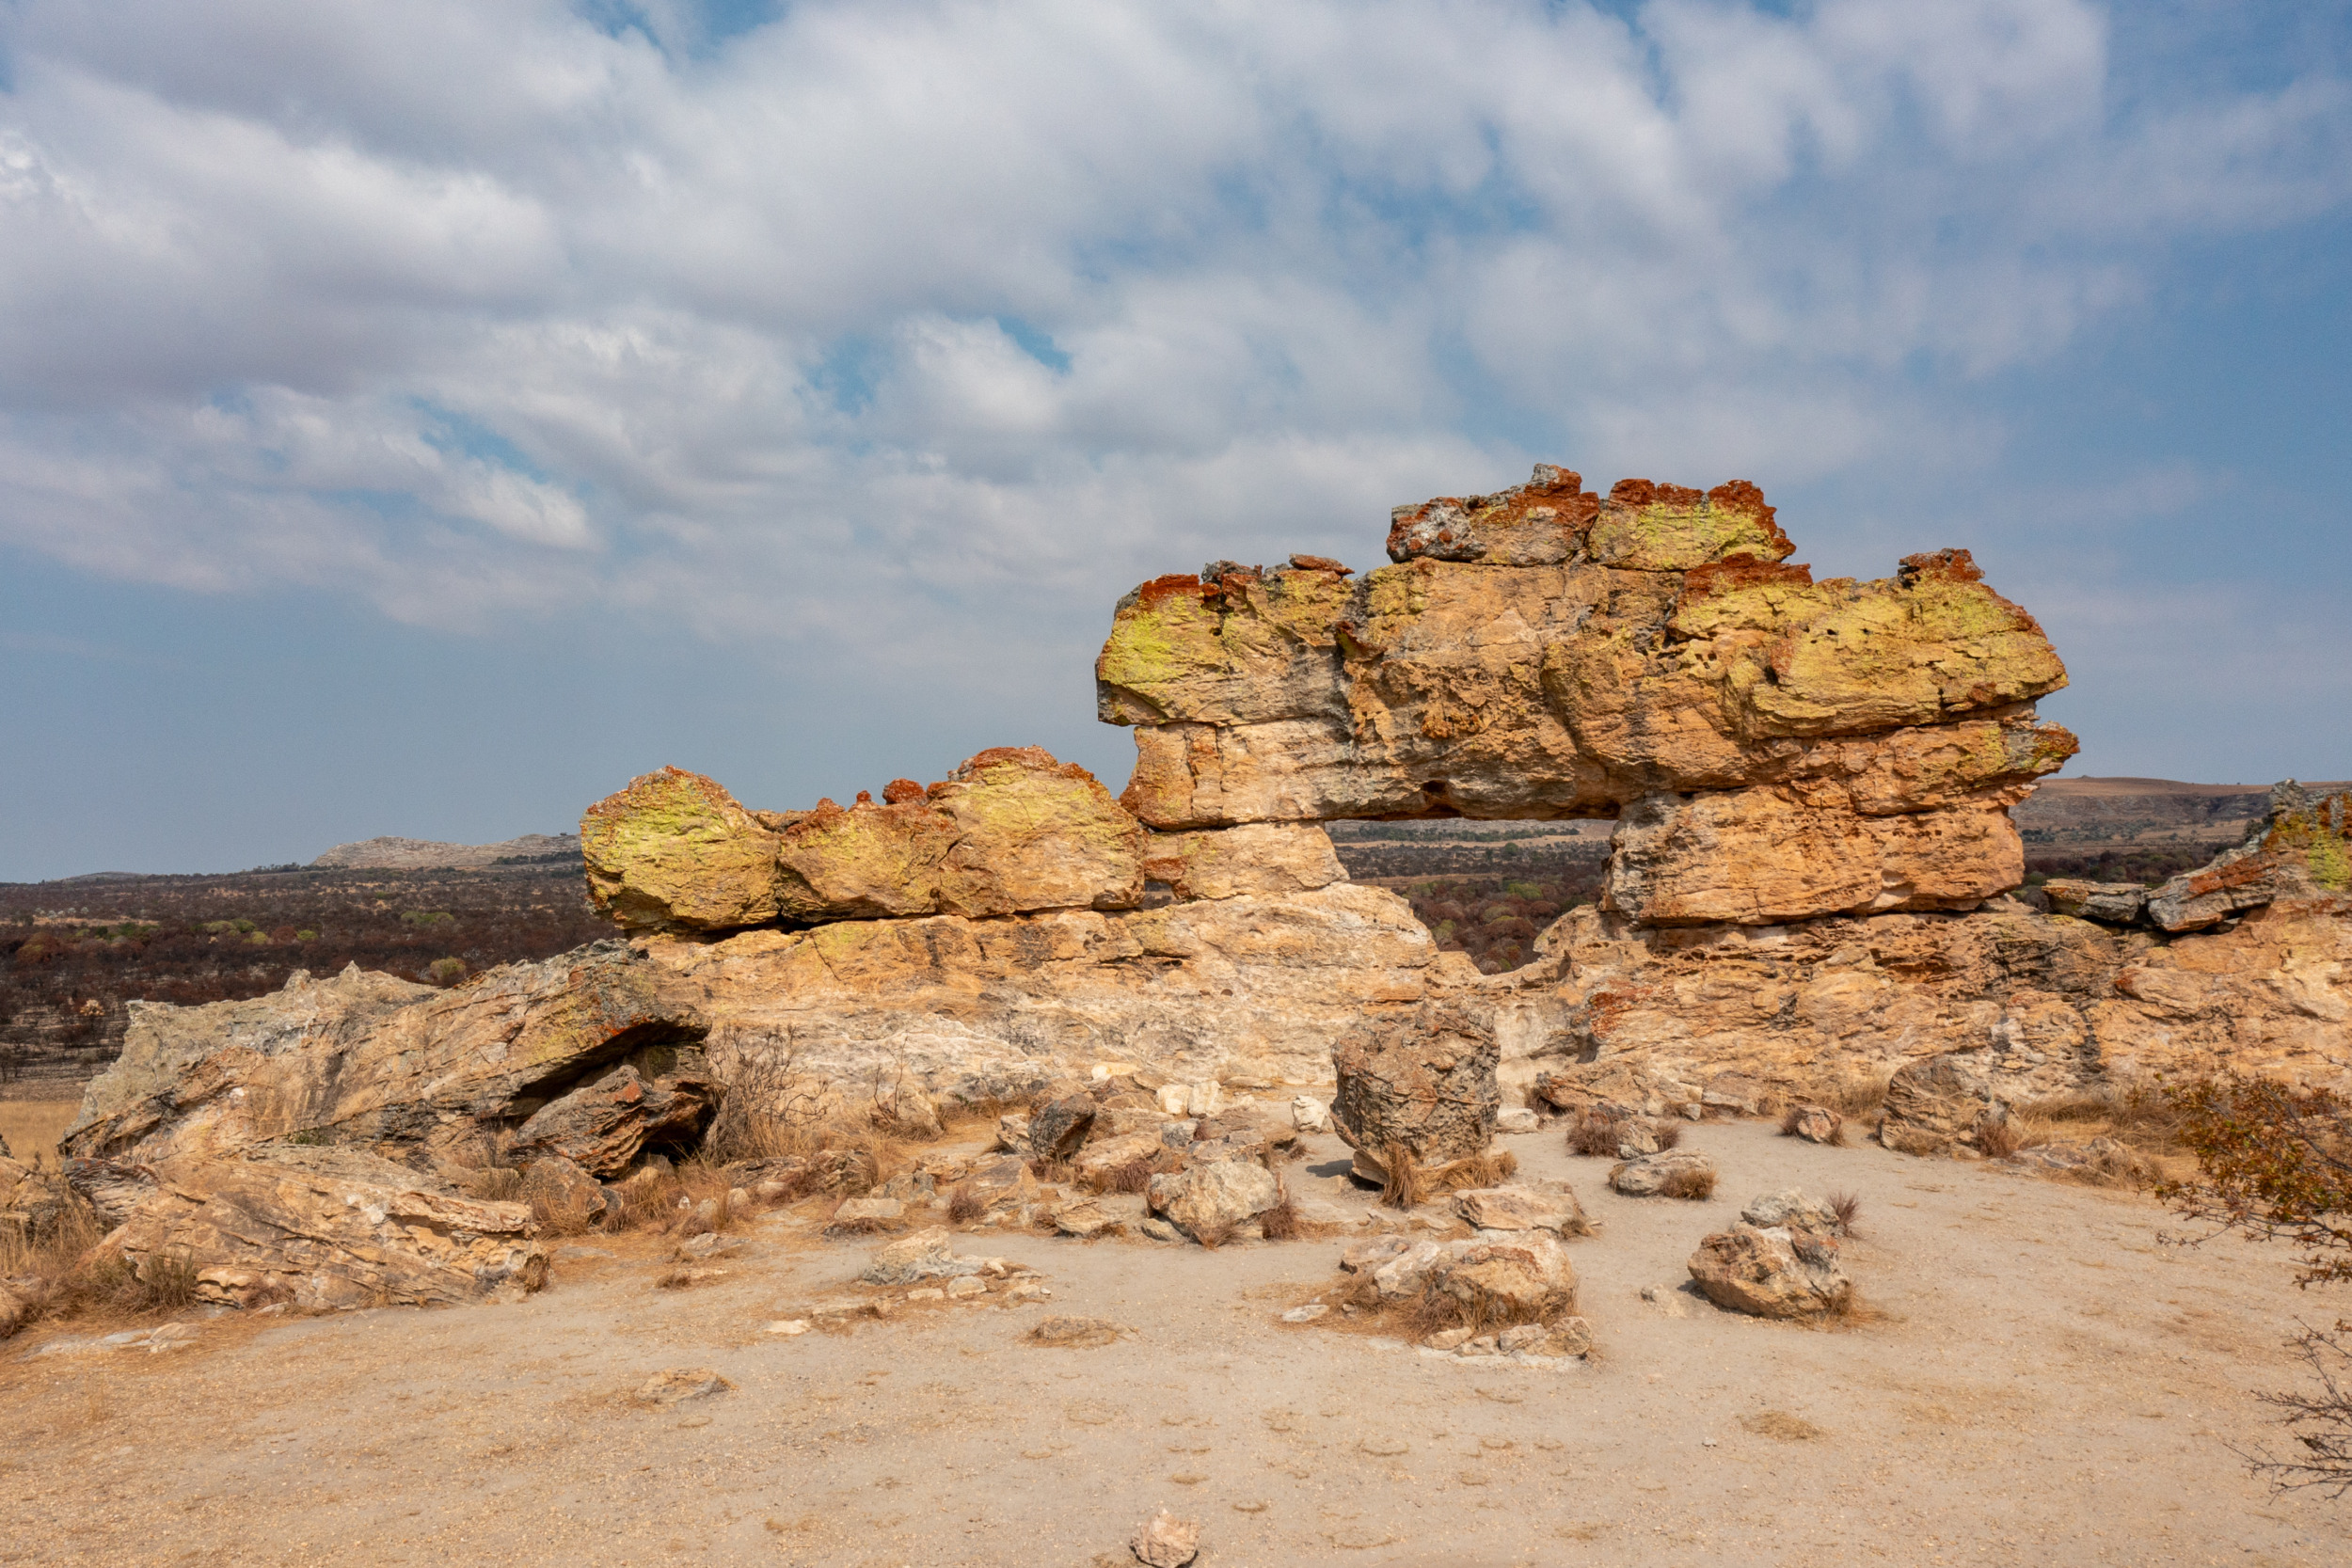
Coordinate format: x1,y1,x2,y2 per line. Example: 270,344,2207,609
5,1119,2347,1567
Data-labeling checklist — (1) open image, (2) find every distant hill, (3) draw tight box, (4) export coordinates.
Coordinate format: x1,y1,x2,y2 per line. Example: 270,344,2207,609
2015,776,2350,846
310,832,581,871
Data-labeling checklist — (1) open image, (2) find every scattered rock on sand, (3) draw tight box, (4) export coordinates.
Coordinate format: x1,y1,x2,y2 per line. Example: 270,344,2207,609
631,1368,732,1406
1785,1104,1844,1144
1028,1093,1098,1160
1146,1157,1279,1242
1291,1096,1331,1133
826,1196,906,1235
1495,1107,1540,1134
1687,1224,1852,1320
1453,1181,1591,1237
1028,1315,1128,1348
1740,1189,1839,1231
1130,1508,1201,1567
1609,1150,1717,1197
1424,1231,1578,1322
861,1227,980,1285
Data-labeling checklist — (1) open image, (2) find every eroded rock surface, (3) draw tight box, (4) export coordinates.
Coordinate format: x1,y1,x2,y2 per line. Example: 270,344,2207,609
1101,472,2071,847
104,1147,547,1311
1329,1000,1501,1176
584,748,1142,932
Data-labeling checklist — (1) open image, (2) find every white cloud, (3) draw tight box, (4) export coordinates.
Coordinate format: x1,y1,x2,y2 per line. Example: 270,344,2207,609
0,0,2344,677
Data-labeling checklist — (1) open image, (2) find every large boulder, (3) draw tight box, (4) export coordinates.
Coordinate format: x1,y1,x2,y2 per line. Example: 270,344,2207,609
1329,1000,1499,1180
1687,1223,1851,1320
1145,1154,1279,1242
508,1065,719,1180
581,767,787,931
1879,1053,2007,1157
62,945,708,1169
104,1147,547,1312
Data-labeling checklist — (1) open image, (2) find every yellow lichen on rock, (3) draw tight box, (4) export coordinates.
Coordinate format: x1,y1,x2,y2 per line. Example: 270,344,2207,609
581,767,785,931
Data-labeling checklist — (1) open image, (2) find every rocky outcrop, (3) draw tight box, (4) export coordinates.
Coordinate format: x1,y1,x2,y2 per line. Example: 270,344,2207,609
1524,892,2352,1103
507,1065,720,1179
2147,784,2349,932
654,882,1452,1092
1138,822,1345,901
1101,472,2070,877
584,748,1143,932
1602,785,2022,924
102,1146,547,1311
62,946,708,1169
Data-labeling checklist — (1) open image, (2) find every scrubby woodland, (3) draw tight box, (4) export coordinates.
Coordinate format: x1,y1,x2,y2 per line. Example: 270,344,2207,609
0,860,608,1091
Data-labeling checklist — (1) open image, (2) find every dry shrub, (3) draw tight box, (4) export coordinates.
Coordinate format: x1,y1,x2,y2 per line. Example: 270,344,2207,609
1379,1142,1425,1210
1659,1164,1716,1201
946,1183,985,1225
1650,1118,1684,1151
1565,1110,1625,1158
1091,1158,1158,1196
1193,1221,1236,1250
1259,1178,1302,1242
1974,1117,2023,1160
466,1165,525,1202
1405,1276,1561,1337
1803,1070,1893,1119
1828,1191,1862,1237
515,1165,602,1237
601,1156,742,1237
1777,1105,1804,1137
1027,1156,1076,1186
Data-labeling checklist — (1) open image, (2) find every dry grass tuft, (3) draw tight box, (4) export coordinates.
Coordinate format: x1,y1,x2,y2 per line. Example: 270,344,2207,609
1564,1110,1625,1158
1378,1142,1425,1210
1650,1118,1684,1151
946,1183,985,1225
0,1099,78,1165
1974,1117,2023,1160
1740,1410,1827,1441
1027,1156,1076,1186
1828,1190,1862,1237
1659,1164,1717,1201
2,1187,209,1334
1193,1221,1236,1250
1802,1070,1894,1120
1088,1158,1160,1196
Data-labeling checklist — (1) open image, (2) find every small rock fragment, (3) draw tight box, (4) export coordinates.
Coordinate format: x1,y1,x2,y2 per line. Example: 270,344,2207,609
1130,1508,1201,1568
632,1368,732,1407
1029,1315,1127,1348
1279,1304,1328,1323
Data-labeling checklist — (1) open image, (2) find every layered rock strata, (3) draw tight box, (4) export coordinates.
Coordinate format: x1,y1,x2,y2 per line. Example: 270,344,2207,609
1098,468,2073,924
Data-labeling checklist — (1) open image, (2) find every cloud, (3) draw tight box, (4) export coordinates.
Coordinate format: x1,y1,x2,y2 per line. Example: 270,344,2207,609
0,0,2344,679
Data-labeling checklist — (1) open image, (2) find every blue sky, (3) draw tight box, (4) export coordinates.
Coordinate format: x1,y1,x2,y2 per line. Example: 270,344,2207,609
2,0,2348,879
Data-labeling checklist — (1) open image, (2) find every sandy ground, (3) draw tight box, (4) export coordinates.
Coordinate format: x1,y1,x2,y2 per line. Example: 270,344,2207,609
6,1118,2349,1568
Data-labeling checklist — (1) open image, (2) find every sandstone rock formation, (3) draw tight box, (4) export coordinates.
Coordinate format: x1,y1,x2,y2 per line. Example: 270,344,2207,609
2147,784,2349,932
47,459,2348,1322
1098,469,2073,926
62,947,707,1170
583,748,1143,932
